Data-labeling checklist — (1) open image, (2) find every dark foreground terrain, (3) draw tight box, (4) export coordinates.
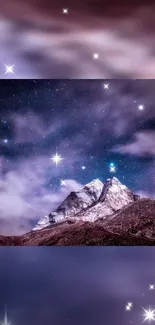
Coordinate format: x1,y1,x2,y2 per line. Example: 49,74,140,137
1,199,155,246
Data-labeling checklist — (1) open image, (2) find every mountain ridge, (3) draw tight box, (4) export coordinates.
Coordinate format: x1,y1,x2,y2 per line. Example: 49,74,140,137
1,177,155,246
33,177,139,230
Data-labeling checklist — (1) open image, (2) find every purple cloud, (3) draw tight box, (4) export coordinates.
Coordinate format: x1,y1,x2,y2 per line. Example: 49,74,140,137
112,131,155,157
0,1,155,78
0,155,82,235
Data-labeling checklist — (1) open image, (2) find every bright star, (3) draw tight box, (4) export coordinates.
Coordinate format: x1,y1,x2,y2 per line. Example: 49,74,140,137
63,8,68,14
4,65,15,75
125,302,133,311
51,152,63,166
110,166,116,173
93,53,99,60
3,139,8,144
142,307,155,322
104,84,109,89
149,285,155,290
81,165,86,170
60,180,66,186
138,104,144,110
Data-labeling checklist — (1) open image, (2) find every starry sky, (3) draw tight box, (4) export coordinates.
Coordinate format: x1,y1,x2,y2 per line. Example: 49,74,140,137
0,247,155,325
0,0,155,78
0,79,155,235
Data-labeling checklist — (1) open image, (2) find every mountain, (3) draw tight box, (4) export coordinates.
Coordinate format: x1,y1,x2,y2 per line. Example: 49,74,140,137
33,177,139,230
1,177,155,246
33,178,104,230
1,203,155,245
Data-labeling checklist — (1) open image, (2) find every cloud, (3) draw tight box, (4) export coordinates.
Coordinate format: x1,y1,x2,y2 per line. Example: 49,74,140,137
136,190,155,199
0,156,83,235
0,108,90,235
112,131,155,157
0,2,155,78
10,111,63,143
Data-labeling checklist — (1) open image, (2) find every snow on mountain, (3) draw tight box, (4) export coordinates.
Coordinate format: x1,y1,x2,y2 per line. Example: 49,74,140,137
76,177,138,222
33,178,103,230
33,215,51,230
33,177,138,231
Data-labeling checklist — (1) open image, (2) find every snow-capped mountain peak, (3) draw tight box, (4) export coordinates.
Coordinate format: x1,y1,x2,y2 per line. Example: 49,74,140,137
33,177,138,231
33,178,103,230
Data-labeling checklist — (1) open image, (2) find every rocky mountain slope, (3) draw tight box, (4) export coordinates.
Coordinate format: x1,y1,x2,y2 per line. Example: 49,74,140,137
100,198,155,238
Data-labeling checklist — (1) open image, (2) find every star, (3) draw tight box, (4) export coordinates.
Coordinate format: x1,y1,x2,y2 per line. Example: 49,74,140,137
103,84,109,89
125,302,133,311
4,65,15,75
3,139,8,144
93,53,99,60
60,180,66,186
149,285,155,290
142,307,155,322
63,8,68,14
110,166,116,173
138,104,144,110
81,165,86,170
51,152,63,166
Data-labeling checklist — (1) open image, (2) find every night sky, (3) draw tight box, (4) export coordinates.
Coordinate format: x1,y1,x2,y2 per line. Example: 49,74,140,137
0,247,155,325
0,0,155,78
0,79,155,235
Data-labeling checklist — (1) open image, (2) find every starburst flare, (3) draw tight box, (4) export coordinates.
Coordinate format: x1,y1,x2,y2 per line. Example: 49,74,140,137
93,53,99,60
63,8,68,14
4,65,15,75
125,302,133,311
51,152,63,166
60,180,66,186
138,104,144,110
142,307,155,322
110,166,116,173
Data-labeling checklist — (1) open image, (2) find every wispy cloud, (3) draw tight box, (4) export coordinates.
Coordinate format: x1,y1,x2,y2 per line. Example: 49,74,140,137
0,155,83,235
0,2,155,78
10,111,64,143
112,131,155,157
